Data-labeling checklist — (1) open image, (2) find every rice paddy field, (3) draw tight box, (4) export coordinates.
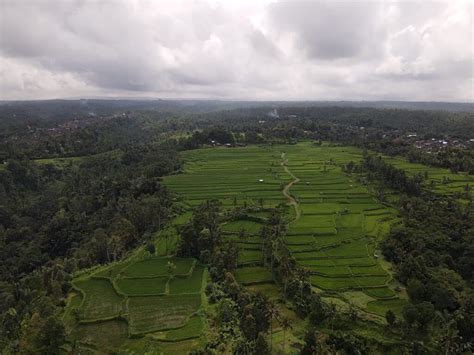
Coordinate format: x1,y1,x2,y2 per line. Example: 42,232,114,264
163,146,288,288
162,142,412,319
63,142,472,353
381,155,474,195
280,143,399,300
63,254,207,353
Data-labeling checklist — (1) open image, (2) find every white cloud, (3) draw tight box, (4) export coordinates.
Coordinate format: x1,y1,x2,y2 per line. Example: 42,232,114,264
0,0,472,101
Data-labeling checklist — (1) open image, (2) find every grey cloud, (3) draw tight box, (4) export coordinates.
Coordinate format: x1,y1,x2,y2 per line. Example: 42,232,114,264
0,0,472,102
268,1,385,60
248,28,280,58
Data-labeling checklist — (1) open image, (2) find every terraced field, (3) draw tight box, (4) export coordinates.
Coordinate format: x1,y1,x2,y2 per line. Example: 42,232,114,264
163,146,289,208
63,142,472,352
281,143,400,301
164,146,288,286
381,155,474,195
163,143,408,318
64,255,206,352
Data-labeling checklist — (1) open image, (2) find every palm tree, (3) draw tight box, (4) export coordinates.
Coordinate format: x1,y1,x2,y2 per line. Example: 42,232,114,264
267,301,281,354
279,316,292,354
295,267,311,300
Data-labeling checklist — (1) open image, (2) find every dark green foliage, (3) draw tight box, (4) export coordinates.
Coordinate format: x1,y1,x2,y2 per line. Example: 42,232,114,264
385,310,396,327
254,332,270,355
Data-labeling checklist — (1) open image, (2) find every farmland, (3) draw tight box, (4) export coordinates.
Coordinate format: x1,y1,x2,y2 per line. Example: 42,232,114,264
381,155,474,195
62,141,472,353
64,253,207,352
163,143,408,321
280,143,400,301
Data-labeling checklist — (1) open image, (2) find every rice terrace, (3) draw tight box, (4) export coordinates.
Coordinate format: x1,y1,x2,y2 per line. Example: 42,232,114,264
59,141,474,353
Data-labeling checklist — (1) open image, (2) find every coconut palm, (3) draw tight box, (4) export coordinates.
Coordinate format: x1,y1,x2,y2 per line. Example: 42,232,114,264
267,300,281,354
279,316,292,354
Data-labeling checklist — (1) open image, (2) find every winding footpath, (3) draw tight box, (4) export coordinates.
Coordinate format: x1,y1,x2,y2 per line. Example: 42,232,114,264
280,152,301,222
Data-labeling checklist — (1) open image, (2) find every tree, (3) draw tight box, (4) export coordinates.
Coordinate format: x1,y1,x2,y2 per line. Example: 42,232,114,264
146,242,155,256
163,232,172,255
36,316,65,354
267,301,280,353
279,316,292,354
241,314,257,340
416,302,435,331
386,310,396,327
254,332,270,355
301,327,318,355
166,261,176,277
403,304,419,329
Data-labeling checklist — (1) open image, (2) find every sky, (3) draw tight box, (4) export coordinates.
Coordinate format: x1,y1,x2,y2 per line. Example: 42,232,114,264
0,0,472,102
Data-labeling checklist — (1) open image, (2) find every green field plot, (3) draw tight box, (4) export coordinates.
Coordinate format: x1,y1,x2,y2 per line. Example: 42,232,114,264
275,143,402,302
293,250,329,260
74,278,124,320
154,315,204,342
363,286,397,299
222,220,263,235
68,253,206,351
354,275,390,287
128,294,202,335
169,266,205,294
238,249,263,264
313,233,350,247
225,235,262,244
291,214,335,231
288,244,317,253
299,203,341,215
70,319,129,350
367,298,407,317
336,214,363,228
350,264,388,276
121,257,194,278
311,275,357,290
334,258,377,267
325,241,369,258
381,155,474,194
306,265,351,277
115,277,168,296
299,259,337,267
93,258,136,279
163,146,287,210
235,266,273,284
285,235,316,244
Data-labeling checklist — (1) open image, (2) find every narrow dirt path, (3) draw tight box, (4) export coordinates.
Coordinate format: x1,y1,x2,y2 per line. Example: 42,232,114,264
280,152,301,222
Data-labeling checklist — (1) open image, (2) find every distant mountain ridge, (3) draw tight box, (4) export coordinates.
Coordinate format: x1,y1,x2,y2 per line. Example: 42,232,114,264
0,99,473,113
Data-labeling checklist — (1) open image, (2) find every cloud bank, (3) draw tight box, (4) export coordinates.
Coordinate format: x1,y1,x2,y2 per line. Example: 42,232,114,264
0,0,472,101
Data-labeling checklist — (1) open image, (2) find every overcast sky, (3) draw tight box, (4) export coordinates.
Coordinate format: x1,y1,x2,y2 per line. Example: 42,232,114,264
0,0,472,101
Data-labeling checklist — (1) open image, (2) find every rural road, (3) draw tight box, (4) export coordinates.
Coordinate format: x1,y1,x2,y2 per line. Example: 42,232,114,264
280,152,301,222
